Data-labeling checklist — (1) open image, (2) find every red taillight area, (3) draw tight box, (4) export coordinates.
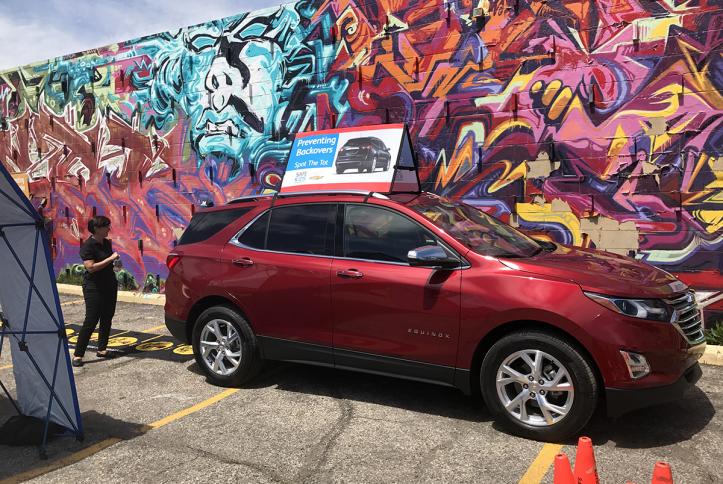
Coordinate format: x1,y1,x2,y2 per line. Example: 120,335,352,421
166,254,181,270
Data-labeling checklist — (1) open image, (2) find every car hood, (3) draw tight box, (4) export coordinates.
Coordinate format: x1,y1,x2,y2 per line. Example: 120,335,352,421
498,245,687,298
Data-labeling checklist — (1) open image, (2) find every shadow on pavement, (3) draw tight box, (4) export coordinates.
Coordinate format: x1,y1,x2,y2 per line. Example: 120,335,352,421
584,386,716,448
187,359,716,446
0,397,147,480
188,360,491,423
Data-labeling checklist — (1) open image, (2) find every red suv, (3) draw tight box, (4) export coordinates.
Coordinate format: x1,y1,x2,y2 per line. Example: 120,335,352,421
165,190,706,440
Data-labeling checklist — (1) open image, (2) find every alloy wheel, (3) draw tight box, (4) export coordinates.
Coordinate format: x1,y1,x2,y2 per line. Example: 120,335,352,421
495,349,574,427
199,319,242,376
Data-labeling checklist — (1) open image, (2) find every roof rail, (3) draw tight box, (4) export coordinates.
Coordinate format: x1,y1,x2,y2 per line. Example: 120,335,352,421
228,190,389,204
227,194,275,204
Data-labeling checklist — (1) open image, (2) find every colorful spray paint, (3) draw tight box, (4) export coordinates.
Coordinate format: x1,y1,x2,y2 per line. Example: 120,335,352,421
0,1,720,307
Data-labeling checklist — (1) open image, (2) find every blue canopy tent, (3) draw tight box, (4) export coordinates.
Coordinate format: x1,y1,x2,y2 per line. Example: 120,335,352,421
0,162,82,457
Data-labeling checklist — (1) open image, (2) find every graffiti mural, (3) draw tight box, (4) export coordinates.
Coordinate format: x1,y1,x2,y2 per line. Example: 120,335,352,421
0,0,721,299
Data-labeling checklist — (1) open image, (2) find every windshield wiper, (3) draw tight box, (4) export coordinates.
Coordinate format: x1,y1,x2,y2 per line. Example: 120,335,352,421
535,240,557,253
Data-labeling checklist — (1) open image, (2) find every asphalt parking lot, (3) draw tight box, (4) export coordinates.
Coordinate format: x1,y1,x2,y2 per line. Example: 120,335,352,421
1,295,722,483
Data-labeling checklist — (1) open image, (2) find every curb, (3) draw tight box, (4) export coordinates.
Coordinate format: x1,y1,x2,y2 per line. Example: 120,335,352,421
56,283,165,306
701,344,723,367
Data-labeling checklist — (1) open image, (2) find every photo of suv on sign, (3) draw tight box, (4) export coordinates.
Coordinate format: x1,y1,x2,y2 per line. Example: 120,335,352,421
335,137,392,174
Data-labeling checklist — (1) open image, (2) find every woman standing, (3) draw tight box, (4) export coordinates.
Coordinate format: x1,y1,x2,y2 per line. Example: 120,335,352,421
72,216,119,367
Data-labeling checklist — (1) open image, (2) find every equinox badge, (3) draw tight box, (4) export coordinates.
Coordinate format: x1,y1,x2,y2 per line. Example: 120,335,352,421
408,328,451,339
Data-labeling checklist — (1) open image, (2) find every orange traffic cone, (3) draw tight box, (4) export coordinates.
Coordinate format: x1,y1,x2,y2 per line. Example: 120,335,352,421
651,462,673,484
573,436,599,484
553,453,575,484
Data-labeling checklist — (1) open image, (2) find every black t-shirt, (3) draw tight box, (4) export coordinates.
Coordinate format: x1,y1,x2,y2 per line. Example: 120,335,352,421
79,237,117,286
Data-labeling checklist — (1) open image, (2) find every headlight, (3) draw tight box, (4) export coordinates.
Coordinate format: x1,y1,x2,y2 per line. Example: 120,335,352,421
584,292,674,322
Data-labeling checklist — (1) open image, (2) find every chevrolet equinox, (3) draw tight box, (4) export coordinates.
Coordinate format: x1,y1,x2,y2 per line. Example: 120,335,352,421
165,190,705,440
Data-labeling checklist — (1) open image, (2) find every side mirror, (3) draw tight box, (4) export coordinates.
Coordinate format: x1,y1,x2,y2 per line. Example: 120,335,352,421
407,245,460,269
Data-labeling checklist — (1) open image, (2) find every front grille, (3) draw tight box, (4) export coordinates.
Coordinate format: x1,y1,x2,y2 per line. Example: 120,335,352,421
665,291,705,344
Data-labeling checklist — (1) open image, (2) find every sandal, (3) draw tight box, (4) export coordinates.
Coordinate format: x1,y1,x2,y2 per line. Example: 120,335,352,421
96,351,115,359
72,358,84,367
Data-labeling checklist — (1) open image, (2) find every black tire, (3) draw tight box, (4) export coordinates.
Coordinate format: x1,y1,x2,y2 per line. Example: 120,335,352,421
192,305,262,387
336,168,344,174
480,330,598,442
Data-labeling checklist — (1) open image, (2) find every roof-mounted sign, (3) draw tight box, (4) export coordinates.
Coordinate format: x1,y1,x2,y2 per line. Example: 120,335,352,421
280,124,420,194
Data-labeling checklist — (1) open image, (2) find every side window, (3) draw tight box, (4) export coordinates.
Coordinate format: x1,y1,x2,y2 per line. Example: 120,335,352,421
178,207,251,245
265,204,336,256
237,211,269,249
343,205,437,263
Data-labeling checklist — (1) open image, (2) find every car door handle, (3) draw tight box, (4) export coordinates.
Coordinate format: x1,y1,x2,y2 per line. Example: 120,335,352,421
232,258,254,267
337,269,363,279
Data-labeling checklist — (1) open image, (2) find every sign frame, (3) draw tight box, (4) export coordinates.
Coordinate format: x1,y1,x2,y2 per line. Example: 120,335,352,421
280,124,421,194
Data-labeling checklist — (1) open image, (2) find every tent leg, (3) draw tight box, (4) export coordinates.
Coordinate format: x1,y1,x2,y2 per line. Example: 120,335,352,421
0,313,8,358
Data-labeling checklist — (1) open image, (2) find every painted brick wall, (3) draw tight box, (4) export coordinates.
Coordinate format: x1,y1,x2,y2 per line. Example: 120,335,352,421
0,0,720,304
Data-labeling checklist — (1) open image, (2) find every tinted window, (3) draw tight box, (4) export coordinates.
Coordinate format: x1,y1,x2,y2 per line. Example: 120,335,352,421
343,205,437,263
266,204,336,256
178,207,251,245
237,211,269,249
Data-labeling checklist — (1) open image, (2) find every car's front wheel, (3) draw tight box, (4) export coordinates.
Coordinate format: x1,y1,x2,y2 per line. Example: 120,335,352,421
192,305,262,387
480,330,598,441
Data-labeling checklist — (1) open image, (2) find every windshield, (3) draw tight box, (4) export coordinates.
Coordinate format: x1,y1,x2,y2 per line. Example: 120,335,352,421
406,194,541,258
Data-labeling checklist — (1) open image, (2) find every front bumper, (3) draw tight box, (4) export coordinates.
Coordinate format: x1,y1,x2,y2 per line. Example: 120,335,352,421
165,314,189,343
605,362,703,418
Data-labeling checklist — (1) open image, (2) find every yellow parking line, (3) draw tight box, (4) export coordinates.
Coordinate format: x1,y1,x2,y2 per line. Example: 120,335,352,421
0,438,122,484
145,324,167,333
0,388,240,483
139,334,163,343
109,330,131,338
147,388,239,429
519,443,563,483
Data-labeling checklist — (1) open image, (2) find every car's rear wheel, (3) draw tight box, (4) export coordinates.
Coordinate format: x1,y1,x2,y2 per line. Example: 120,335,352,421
192,305,262,387
480,330,598,441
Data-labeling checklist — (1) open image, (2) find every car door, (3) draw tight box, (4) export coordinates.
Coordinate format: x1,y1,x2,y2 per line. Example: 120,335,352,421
331,203,462,383
220,203,337,363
